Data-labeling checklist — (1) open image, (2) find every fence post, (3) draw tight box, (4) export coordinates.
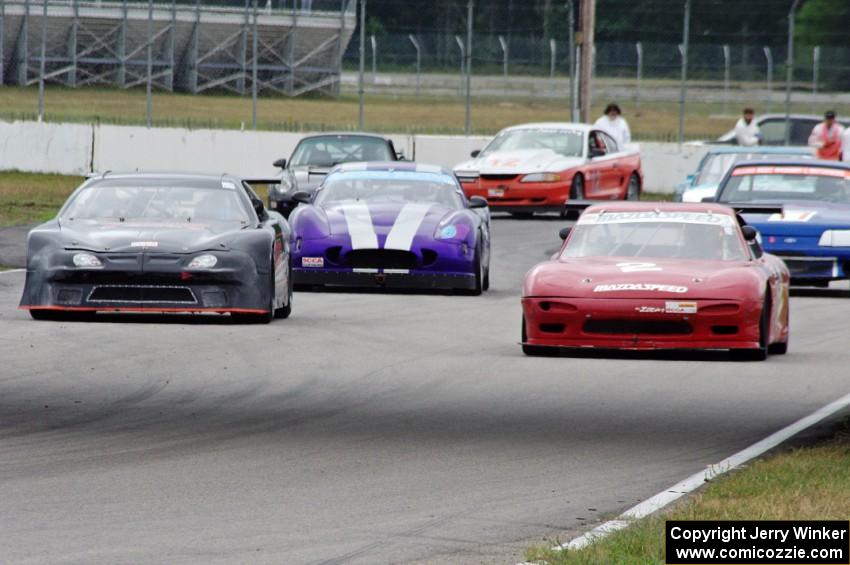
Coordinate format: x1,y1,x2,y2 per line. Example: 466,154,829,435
549,38,556,79
251,0,258,129
567,0,575,120
357,0,365,129
677,0,691,147
812,45,820,114
37,0,47,121
146,0,153,127
498,35,508,78
464,0,473,135
455,34,464,97
763,46,773,113
722,44,730,115
635,41,642,108
785,0,802,145
370,34,376,79
408,34,421,98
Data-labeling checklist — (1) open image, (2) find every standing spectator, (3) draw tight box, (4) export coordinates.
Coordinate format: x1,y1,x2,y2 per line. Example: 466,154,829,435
734,108,762,146
593,103,631,149
808,111,844,160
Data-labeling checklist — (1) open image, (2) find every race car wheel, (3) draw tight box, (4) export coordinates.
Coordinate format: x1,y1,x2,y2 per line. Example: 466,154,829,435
274,261,293,319
570,174,585,200
768,341,788,355
521,316,553,357
469,242,484,296
731,295,770,361
625,173,640,200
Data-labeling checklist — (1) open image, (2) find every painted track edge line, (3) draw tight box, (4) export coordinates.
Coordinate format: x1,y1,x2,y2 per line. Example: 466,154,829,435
547,390,850,555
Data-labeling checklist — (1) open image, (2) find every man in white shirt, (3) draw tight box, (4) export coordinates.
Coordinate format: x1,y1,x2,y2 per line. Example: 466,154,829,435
734,108,762,146
593,103,631,149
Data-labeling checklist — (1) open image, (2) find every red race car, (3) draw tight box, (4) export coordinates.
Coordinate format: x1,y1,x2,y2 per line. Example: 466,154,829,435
454,123,642,216
521,202,790,360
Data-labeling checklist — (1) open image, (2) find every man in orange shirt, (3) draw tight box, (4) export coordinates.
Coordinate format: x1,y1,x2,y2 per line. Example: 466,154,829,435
808,110,844,160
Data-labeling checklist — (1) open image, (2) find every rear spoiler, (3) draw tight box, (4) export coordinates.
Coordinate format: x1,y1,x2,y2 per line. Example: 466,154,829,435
725,203,785,216
242,178,282,186
564,200,597,215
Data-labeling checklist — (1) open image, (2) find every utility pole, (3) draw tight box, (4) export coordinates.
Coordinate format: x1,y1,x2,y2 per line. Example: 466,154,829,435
357,0,365,129
784,0,802,146
577,0,595,123
464,0,473,135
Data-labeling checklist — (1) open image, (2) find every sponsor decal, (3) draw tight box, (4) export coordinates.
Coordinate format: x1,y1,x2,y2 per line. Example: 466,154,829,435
665,301,698,314
594,283,688,293
635,306,666,313
301,257,324,268
768,210,817,222
579,211,735,227
130,241,158,248
617,262,662,273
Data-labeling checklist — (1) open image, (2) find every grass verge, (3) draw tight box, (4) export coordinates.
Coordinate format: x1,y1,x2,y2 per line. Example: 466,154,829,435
525,419,850,564
0,171,83,227
2,84,833,141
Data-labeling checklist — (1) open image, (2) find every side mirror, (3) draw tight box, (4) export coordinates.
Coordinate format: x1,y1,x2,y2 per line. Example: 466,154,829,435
701,196,716,203
468,196,488,209
470,150,481,158
291,191,312,205
273,158,287,169
559,227,572,240
589,147,606,158
741,225,759,242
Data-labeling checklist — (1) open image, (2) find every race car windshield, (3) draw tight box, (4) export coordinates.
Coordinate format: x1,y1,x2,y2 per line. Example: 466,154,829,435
479,129,583,158
290,136,394,168
563,212,748,261
61,185,251,223
315,172,464,208
695,153,812,186
719,167,850,204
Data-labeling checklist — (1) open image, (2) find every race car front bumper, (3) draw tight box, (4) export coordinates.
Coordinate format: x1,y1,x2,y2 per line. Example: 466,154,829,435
460,178,571,213
294,268,476,290
522,296,763,351
19,251,271,314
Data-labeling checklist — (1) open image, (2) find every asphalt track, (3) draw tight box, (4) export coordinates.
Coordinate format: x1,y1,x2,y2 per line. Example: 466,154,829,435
1,216,850,565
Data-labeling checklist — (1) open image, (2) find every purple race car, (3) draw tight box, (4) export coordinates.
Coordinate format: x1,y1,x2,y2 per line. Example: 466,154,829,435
289,162,491,294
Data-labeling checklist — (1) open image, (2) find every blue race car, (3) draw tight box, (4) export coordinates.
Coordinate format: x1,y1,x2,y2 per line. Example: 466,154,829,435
288,162,492,294
675,146,813,202
714,159,850,286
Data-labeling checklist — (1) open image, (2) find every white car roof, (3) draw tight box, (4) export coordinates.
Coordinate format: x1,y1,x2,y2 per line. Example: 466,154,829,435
500,122,592,133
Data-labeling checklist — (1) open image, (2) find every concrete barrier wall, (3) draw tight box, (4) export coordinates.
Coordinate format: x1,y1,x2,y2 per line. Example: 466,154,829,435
0,120,93,175
0,118,709,192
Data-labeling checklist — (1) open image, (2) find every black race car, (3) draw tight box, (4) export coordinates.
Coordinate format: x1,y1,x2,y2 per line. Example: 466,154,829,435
267,133,403,218
19,172,293,323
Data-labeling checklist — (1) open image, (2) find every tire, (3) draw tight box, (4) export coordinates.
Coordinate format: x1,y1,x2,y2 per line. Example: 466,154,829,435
625,173,640,200
731,295,770,361
768,341,788,355
467,242,483,296
569,174,585,200
274,261,293,319
521,315,552,356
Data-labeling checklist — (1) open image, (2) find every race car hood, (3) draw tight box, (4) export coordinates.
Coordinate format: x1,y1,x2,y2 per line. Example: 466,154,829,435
455,149,585,175
53,219,244,253
740,200,850,237
318,201,462,247
525,256,758,299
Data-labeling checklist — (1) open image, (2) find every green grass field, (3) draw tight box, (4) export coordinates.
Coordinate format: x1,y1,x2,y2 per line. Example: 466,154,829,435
0,84,805,141
0,171,84,227
526,420,850,564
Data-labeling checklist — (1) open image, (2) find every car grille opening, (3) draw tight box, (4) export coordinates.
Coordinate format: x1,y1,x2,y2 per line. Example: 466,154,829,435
481,174,518,181
56,289,83,305
712,325,739,335
344,249,418,270
325,246,343,265
88,285,197,304
583,320,693,335
421,249,439,267
539,323,566,333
